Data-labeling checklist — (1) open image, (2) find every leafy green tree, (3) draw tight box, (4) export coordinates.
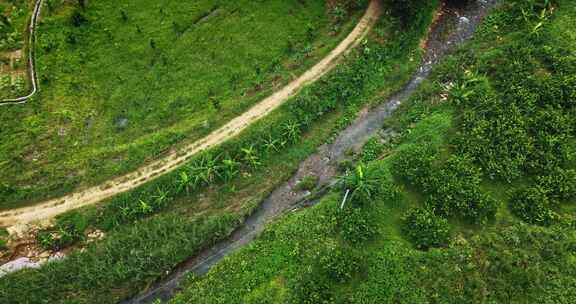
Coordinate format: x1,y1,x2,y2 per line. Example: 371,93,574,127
402,208,451,250
339,207,376,244
510,186,557,226
537,168,576,202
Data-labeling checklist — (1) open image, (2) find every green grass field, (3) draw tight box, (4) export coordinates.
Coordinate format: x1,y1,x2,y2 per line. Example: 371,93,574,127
0,0,434,301
3,0,576,303
0,0,364,208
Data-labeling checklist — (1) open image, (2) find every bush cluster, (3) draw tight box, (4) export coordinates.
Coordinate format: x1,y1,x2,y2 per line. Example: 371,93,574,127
510,186,557,226
320,247,358,283
395,147,498,223
402,207,450,250
37,211,88,250
339,207,377,244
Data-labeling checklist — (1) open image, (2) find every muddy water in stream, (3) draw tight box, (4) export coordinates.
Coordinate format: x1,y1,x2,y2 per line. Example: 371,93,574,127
124,1,495,303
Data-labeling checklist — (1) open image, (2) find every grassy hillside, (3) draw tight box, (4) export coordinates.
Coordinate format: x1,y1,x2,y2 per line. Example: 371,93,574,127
0,0,364,208
169,0,576,303
0,0,440,302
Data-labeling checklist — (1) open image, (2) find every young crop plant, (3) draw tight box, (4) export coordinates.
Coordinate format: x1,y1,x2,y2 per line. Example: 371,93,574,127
241,145,261,169
340,164,382,207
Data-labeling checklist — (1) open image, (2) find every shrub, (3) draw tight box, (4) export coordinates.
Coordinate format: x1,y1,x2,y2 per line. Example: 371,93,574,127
37,211,88,250
426,156,499,223
288,268,334,304
537,168,576,202
393,144,437,190
297,176,319,192
339,208,376,244
320,247,358,283
510,187,557,226
360,137,386,162
402,208,450,250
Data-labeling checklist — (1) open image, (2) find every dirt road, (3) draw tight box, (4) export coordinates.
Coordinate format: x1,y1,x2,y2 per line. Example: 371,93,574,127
0,0,382,230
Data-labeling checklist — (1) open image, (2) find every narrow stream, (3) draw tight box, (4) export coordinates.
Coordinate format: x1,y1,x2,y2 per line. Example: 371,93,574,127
124,1,495,303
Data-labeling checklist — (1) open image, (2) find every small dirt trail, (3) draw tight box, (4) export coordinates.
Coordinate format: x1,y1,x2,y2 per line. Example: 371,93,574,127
0,0,382,229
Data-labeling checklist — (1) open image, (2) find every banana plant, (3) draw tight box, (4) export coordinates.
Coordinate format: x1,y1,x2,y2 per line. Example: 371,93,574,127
222,157,240,182
177,170,192,194
448,71,482,105
138,199,153,215
241,145,261,168
263,134,281,152
152,187,170,208
283,120,301,143
339,164,380,206
190,154,222,185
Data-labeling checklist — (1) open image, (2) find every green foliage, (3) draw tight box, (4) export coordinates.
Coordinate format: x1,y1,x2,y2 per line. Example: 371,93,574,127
537,168,576,201
359,136,387,162
1,213,240,304
288,267,335,304
393,144,437,190
339,207,377,244
296,175,319,192
170,1,576,303
0,0,361,207
340,164,383,206
319,247,358,283
426,156,499,223
395,148,498,223
510,186,557,226
36,211,88,250
402,208,450,250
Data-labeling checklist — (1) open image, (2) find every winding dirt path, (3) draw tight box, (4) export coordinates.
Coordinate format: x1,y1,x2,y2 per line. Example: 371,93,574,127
0,0,382,230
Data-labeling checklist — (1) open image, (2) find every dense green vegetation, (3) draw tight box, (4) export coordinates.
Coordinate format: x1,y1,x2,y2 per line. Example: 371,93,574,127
0,0,28,51
0,0,364,208
0,0,30,98
0,0,438,302
167,0,576,303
